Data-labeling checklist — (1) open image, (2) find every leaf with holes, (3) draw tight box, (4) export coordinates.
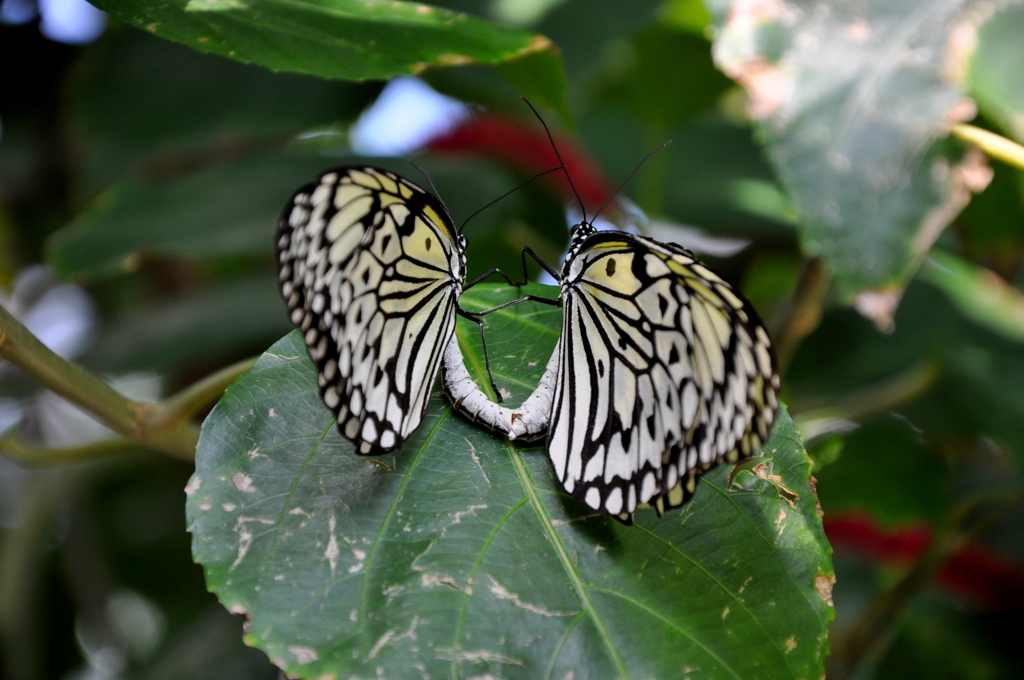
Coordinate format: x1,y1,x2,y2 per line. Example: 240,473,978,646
186,283,834,679
706,0,982,305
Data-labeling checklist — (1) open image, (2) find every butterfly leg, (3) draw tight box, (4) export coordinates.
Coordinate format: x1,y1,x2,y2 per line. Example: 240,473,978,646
456,309,505,402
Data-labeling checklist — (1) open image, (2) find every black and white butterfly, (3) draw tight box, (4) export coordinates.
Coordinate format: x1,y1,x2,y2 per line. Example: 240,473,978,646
444,110,780,522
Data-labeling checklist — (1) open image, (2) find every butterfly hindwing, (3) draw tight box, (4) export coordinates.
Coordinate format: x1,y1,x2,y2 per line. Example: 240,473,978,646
276,166,465,454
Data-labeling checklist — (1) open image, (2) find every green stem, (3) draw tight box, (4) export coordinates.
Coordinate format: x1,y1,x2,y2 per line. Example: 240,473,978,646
0,435,145,465
0,302,199,461
951,123,1024,171
773,257,830,374
146,355,257,431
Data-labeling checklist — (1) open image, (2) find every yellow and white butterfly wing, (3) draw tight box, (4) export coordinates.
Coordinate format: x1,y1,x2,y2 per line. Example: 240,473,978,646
276,166,465,454
548,231,779,519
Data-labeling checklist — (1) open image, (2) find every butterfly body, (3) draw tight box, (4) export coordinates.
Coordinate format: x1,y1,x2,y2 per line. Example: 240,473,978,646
277,166,466,455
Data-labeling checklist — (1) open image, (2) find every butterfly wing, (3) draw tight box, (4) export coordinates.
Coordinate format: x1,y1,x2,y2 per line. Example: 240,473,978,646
547,231,779,518
276,166,464,454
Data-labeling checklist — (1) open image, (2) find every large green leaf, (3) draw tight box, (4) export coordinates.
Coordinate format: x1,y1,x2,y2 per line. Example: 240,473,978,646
47,154,334,279
968,3,1024,142
187,284,833,679
69,28,377,195
89,0,561,82
706,0,978,300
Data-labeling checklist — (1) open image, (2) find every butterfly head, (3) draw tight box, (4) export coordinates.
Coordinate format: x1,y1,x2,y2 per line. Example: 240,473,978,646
561,219,597,278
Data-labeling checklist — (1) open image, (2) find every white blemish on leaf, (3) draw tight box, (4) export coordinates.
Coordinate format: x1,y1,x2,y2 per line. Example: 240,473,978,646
199,503,211,511
410,540,437,571
347,547,366,574
222,503,236,512
232,472,256,492
722,605,730,620
289,506,312,517
230,516,274,570
436,648,523,666
776,508,787,536
268,408,276,417
350,609,358,621
184,476,201,495
287,645,318,664
274,574,285,581
421,573,460,589
527,361,538,367
486,576,577,617
227,604,247,615
368,630,394,659
463,438,489,486
738,576,753,594
325,514,340,576
246,447,261,460
450,504,487,525
784,636,797,652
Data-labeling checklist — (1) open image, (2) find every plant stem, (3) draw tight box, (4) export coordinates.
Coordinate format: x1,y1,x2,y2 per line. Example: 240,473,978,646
0,302,203,462
145,356,257,432
0,435,145,465
773,257,830,373
951,124,1024,170
827,492,1024,680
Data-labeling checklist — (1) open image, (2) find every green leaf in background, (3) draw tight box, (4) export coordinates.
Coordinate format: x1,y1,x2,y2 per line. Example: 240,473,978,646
46,154,335,279
87,273,291,373
706,0,979,302
69,28,378,195
811,416,950,526
89,0,561,85
920,249,1024,345
187,284,833,680
967,3,1024,142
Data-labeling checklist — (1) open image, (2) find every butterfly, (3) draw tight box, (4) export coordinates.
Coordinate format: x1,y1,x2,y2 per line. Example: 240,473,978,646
276,165,470,455
443,109,781,522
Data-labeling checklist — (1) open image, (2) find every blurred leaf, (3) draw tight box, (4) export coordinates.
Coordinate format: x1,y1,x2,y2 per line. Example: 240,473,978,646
423,50,572,127
597,27,732,131
708,0,977,297
968,3,1024,143
955,153,1024,272
661,0,714,34
920,250,1024,345
533,0,664,78
69,28,378,195
90,0,560,83
788,281,1024,463
87,273,290,373
187,284,833,680
811,416,950,526
46,154,334,279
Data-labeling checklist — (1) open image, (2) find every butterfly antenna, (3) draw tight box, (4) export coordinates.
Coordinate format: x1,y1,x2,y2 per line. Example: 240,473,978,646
408,160,455,222
459,165,564,233
520,96,587,223
591,140,672,223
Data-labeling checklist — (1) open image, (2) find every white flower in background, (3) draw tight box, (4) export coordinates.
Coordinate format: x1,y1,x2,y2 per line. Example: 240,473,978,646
0,0,106,44
349,77,467,157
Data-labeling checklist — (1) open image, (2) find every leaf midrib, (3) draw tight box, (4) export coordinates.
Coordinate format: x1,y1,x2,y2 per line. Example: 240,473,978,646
505,441,631,680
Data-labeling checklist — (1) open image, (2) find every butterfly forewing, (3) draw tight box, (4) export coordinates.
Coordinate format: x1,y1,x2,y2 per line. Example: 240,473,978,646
276,166,465,455
548,229,780,519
